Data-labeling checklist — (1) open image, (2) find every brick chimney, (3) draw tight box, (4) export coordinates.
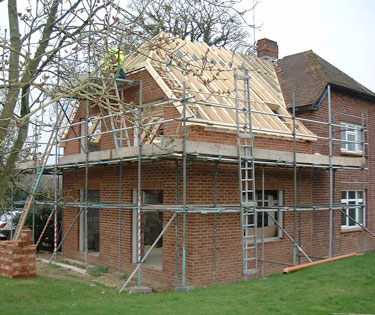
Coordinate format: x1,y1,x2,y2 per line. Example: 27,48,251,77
256,38,278,63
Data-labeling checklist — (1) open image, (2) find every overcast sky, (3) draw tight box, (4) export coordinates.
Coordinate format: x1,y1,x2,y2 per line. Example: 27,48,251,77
252,0,375,92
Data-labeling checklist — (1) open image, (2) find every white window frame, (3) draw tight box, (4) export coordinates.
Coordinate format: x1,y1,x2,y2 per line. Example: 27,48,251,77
341,190,365,229
340,122,363,154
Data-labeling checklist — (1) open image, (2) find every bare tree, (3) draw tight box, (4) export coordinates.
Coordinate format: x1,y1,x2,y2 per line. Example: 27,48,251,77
0,0,255,205
125,0,254,51
0,0,140,203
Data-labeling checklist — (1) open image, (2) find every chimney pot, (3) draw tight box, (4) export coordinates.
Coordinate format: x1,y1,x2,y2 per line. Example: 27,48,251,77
257,38,279,63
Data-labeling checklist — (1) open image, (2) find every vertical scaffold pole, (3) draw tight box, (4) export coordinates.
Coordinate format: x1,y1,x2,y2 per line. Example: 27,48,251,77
32,124,37,243
213,162,218,284
137,80,143,287
182,82,187,288
84,0,93,272
298,169,302,265
54,96,59,260
261,166,265,277
175,160,179,288
10,183,14,240
292,91,297,265
361,113,366,254
328,85,333,258
84,98,89,272
118,160,123,272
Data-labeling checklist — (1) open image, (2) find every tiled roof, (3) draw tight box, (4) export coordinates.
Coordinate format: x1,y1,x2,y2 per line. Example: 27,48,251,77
277,50,375,108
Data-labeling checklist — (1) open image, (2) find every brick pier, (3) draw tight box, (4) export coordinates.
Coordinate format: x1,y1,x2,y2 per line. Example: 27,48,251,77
0,228,36,279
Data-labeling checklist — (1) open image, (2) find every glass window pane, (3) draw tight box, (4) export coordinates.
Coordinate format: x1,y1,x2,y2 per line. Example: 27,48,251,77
349,191,356,199
248,215,253,225
357,128,362,141
265,212,269,226
341,191,347,200
341,127,346,139
342,211,347,226
257,213,263,227
348,134,355,151
357,191,363,199
357,130,363,152
349,208,356,226
341,128,346,149
358,207,364,225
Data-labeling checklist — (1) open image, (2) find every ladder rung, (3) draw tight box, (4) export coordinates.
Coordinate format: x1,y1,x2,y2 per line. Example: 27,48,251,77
244,224,255,228
244,257,256,262
244,234,256,238
244,269,258,276
244,246,256,250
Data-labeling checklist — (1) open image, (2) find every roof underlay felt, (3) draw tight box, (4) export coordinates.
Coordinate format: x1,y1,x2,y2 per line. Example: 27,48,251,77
124,33,315,141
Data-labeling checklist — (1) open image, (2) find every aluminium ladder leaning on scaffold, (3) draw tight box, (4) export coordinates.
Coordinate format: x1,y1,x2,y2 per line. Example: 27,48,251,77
234,69,258,278
13,99,74,241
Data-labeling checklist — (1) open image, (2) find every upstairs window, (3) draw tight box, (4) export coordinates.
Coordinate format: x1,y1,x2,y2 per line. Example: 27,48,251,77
340,122,363,154
341,190,365,229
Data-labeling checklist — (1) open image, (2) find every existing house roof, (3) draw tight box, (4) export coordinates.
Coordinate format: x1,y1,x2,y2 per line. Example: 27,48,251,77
123,33,314,140
277,50,375,108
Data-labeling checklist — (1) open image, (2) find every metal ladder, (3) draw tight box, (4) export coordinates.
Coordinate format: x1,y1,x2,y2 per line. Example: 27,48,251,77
234,69,258,278
13,99,72,240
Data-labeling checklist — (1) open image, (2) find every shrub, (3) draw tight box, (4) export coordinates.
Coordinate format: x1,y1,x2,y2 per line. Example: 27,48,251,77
88,265,109,277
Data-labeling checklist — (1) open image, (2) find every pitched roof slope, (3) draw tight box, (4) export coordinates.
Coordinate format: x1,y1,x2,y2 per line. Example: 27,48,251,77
277,50,375,108
124,33,314,140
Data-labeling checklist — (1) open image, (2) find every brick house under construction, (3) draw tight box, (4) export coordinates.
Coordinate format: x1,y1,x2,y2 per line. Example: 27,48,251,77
58,34,375,290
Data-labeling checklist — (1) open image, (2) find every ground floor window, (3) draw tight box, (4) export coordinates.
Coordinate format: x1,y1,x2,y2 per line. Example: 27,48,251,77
341,190,365,228
248,190,283,239
79,190,100,253
132,189,163,270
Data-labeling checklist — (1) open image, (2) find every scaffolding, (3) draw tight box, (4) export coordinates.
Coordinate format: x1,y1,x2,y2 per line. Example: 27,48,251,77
14,64,375,292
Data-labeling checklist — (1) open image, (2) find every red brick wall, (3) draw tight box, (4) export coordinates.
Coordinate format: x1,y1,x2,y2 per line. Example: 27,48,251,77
297,89,375,257
61,161,350,288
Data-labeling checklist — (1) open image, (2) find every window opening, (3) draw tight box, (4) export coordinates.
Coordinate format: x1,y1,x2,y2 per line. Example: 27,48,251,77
247,190,283,239
132,189,163,270
341,122,363,154
341,190,364,228
79,190,100,253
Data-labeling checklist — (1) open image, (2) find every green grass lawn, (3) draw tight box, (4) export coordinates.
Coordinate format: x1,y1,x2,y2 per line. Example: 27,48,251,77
1,253,375,315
